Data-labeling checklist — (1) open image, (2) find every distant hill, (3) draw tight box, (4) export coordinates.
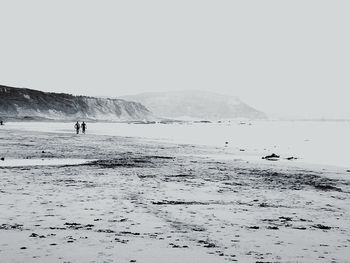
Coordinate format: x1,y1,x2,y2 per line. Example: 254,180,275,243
0,85,152,121
121,90,266,120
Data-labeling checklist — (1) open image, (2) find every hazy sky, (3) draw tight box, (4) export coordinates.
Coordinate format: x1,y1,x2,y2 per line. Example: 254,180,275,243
1,1,349,118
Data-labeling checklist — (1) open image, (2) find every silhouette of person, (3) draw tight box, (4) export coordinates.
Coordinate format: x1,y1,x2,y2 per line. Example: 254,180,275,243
81,122,87,134
0,120,3,126
74,121,80,134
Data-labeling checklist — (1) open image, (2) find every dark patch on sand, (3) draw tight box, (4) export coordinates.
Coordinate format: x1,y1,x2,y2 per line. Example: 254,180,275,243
87,154,175,168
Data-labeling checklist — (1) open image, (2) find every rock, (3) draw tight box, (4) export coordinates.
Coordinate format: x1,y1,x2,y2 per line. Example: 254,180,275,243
293,226,307,230
286,156,298,160
312,224,331,230
247,226,260,229
259,203,269,207
262,153,280,159
279,216,293,221
0,157,4,161
203,242,216,248
262,153,280,161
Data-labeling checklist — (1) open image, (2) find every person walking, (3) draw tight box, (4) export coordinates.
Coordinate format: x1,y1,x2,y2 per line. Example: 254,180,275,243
81,121,87,134
74,121,80,134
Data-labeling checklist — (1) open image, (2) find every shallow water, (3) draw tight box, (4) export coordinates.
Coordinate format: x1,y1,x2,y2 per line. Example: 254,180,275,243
3,120,350,168
0,158,93,167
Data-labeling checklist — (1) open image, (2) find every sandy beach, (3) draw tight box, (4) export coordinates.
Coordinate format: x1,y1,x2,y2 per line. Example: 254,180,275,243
0,126,349,263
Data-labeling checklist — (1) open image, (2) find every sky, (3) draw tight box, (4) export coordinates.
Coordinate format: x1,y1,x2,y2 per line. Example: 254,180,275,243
0,1,349,119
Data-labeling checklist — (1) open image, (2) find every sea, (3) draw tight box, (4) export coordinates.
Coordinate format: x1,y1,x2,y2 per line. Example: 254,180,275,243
4,120,350,169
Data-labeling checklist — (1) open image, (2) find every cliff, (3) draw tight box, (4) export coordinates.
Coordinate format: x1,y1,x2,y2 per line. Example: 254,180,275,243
0,85,152,121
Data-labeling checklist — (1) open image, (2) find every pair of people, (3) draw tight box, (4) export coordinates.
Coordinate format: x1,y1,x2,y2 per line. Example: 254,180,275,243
74,121,87,134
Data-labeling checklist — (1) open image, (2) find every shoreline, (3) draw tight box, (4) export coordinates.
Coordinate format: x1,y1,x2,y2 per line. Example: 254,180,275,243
2,125,349,173
2,120,350,170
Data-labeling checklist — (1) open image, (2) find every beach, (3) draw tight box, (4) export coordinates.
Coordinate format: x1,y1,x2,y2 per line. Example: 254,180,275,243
0,123,349,262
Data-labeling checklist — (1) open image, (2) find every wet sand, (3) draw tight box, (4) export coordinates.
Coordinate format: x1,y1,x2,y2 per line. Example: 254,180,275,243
0,128,349,262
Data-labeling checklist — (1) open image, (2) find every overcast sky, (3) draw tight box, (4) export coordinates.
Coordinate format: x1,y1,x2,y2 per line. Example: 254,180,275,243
1,1,349,118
